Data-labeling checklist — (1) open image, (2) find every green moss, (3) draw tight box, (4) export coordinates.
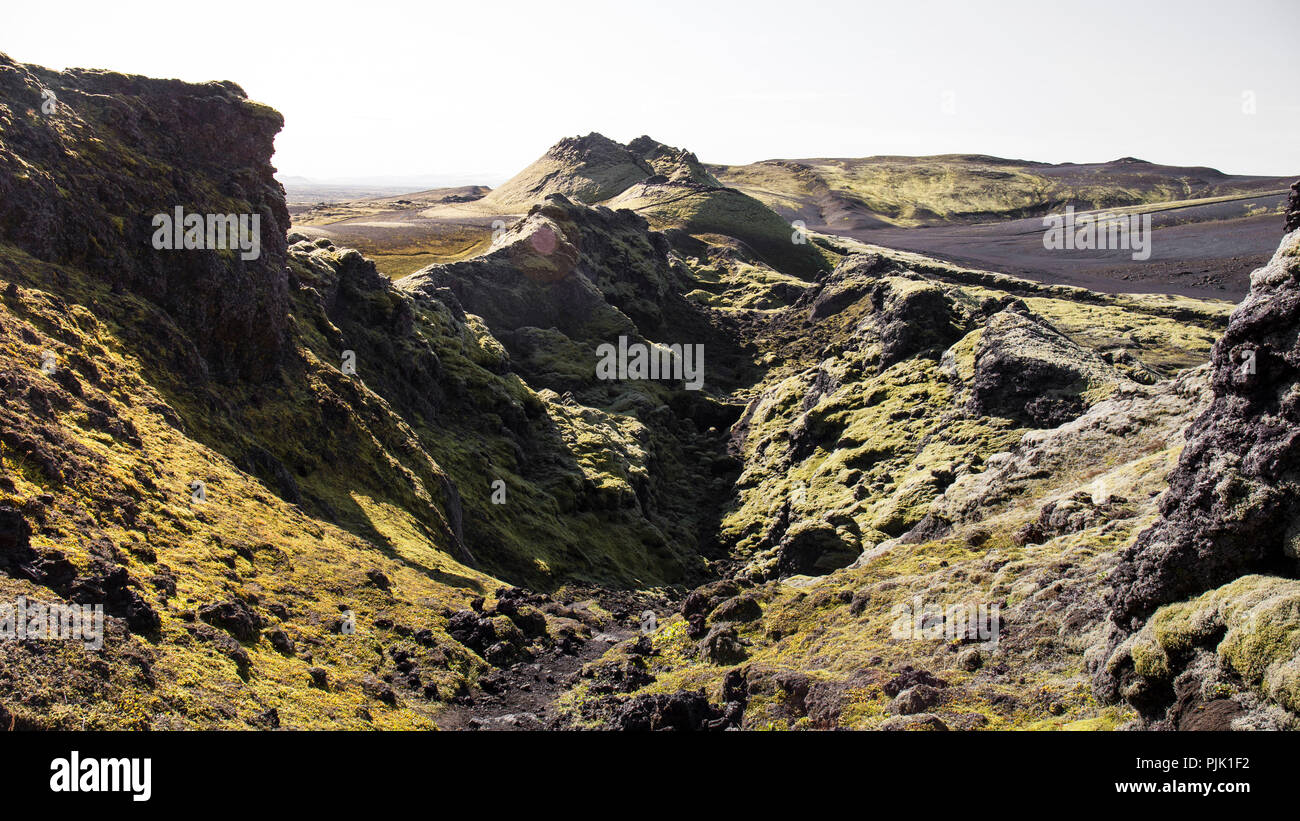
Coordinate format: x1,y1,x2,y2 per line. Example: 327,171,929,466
1127,575,1300,712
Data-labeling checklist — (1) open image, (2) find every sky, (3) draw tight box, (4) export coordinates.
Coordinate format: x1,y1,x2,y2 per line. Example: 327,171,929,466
4,0,1299,183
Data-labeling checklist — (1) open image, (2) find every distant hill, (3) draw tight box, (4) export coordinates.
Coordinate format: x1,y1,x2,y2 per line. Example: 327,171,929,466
465,133,828,277
712,154,1294,229
281,180,439,207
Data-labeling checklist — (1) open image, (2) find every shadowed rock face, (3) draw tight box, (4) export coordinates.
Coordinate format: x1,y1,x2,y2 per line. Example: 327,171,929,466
870,277,969,368
1287,180,1300,233
0,53,290,382
969,304,1127,428
1090,225,1300,725
402,195,644,347
1106,230,1300,630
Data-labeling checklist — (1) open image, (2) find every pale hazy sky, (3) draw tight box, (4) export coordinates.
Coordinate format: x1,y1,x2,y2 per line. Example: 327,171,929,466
5,0,1298,181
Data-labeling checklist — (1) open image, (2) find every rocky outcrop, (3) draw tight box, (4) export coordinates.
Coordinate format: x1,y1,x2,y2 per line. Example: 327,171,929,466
398,194,753,392
1287,179,1300,234
1095,228,1300,725
403,196,645,356
1106,231,1300,627
626,135,722,187
775,520,860,576
969,304,1130,427
0,54,290,382
613,690,731,731
908,365,1208,542
869,278,970,368
482,133,655,210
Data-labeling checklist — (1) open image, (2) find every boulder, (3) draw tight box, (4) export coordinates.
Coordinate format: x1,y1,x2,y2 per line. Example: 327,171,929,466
969,305,1127,427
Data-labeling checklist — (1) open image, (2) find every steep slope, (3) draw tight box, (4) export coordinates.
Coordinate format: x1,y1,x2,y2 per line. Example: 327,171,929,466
397,195,758,587
1093,218,1300,728
0,55,290,383
0,55,527,729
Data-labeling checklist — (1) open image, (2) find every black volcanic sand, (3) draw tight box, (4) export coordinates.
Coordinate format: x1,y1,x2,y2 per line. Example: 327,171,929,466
830,194,1289,301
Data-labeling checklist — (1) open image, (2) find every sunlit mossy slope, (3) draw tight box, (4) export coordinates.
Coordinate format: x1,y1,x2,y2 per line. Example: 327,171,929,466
2,52,1296,731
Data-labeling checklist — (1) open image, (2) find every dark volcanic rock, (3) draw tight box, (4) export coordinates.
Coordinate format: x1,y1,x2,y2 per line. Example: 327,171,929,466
1015,491,1134,546
775,521,859,576
493,587,549,638
877,713,949,731
808,254,889,320
1106,232,1300,629
614,690,728,731
0,54,291,382
447,609,495,654
447,603,535,667
581,656,655,695
1093,232,1300,723
888,684,947,715
697,623,748,664
883,666,948,698
1287,179,1300,234
710,594,762,624
265,627,295,655
681,579,741,621
0,504,36,574
198,599,263,642
870,278,968,368
0,504,159,634
70,566,160,634
969,304,1124,427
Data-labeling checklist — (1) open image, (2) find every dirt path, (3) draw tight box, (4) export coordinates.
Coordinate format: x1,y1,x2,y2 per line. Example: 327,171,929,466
434,619,640,731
